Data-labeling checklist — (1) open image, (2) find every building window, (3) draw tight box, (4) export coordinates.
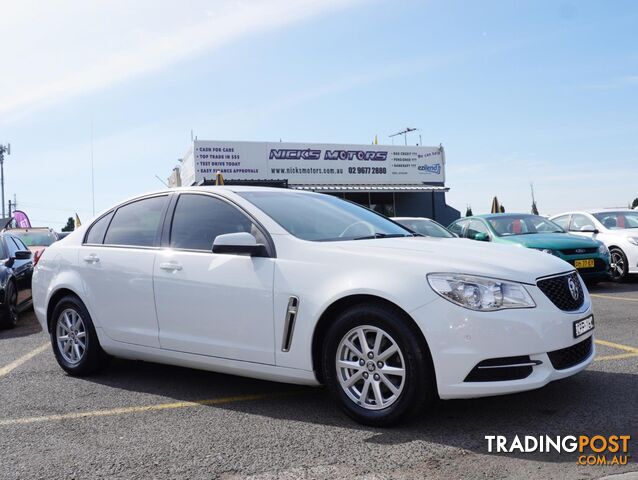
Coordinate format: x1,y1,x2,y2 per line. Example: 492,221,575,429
344,192,369,206
370,192,395,217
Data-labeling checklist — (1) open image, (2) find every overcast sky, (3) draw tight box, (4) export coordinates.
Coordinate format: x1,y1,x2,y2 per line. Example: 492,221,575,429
1,0,637,229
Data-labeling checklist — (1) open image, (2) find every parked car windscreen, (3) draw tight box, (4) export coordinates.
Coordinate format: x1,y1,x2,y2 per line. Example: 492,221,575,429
395,219,454,238
12,230,57,247
487,215,564,236
239,191,413,241
593,211,638,229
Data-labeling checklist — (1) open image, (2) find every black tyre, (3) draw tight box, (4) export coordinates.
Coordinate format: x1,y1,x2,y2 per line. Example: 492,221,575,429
609,248,629,282
321,303,436,427
0,281,19,330
50,295,109,376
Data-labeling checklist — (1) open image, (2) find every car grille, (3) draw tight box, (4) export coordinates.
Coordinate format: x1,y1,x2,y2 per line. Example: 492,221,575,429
547,336,593,370
559,247,597,255
537,271,585,311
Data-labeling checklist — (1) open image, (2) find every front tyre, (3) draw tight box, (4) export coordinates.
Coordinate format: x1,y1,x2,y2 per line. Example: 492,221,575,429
51,295,109,376
322,303,435,427
609,247,629,282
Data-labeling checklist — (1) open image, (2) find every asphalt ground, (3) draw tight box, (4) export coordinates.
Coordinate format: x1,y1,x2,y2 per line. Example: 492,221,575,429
1,281,636,480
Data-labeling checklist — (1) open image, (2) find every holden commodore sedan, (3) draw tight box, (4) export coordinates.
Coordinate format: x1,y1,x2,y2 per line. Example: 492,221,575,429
32,187,595,426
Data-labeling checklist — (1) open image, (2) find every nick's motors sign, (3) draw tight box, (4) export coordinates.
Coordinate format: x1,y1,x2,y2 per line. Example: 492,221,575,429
181,140,445,186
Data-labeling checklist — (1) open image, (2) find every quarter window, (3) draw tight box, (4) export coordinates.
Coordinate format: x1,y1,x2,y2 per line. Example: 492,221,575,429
85,211,114,245
103,196,167,247
170,194,266,251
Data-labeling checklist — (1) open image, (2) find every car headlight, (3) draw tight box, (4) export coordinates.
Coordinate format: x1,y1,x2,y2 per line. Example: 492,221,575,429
427,273,536,311
598,243,610,256
627,237,638,246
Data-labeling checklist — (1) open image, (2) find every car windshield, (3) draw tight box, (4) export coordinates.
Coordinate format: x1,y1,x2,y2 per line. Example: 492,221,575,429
593,211,638,229
394,219,454,238
12,231,57,247
239,191,413,241
487,215,564,236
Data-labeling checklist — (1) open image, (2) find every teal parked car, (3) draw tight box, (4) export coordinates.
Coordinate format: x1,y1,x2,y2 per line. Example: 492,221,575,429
449,214,611,282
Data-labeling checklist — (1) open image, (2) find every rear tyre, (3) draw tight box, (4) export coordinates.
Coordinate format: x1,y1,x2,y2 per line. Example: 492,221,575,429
609,248,629,282
321,303,435,427
0,281,19,330
50,295,109,376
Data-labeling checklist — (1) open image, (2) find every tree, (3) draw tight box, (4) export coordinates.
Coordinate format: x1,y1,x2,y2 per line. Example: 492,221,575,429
499,205,506,213
465,205,473,217
61,217,75,232
632,198,638,209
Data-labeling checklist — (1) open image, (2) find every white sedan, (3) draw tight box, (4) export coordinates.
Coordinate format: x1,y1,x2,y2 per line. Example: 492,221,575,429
33,187,595,426
550,209,638,282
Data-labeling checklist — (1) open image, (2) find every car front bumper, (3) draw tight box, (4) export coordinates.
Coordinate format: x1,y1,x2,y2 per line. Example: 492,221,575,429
410,279,594,399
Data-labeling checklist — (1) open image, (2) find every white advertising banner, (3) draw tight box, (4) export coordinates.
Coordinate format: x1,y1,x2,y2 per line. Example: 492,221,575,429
180,140,445,186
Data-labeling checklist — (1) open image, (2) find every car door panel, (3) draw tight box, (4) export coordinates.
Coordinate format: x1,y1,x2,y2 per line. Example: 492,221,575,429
6,236,33,305
153,192,275,364
78,194,169,347
80,246,160,347
154,251,275,364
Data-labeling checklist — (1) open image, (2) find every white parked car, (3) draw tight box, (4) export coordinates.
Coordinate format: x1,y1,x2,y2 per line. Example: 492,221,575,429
550,210,638,282
33,187,595,426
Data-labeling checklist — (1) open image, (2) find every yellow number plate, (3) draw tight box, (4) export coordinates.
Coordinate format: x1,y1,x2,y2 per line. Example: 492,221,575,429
574,259,595,269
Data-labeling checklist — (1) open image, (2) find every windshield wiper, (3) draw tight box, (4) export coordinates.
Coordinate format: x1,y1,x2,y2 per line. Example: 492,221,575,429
352,233,413,240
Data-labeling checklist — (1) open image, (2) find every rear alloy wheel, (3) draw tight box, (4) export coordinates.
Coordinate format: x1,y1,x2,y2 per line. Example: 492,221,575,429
609,248,628,282
322,303,435,427
0,281,19,330
51,295,109,376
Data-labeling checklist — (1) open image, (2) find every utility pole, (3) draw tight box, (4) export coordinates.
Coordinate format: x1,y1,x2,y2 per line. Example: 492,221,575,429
0,143,10,219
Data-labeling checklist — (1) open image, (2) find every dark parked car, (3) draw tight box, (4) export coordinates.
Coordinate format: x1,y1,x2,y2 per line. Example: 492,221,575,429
0,233,34,329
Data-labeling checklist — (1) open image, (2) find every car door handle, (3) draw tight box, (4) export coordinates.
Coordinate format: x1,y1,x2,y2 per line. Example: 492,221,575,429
83,254,100,263
159,262,182,271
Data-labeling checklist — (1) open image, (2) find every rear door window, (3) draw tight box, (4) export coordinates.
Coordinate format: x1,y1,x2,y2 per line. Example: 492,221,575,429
103,196,167,247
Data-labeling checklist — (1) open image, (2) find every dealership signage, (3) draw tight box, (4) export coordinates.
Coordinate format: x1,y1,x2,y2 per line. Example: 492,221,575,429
179,140,445,186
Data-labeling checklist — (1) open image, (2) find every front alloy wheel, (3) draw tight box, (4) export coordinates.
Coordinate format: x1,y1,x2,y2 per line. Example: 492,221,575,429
322,303,435,427
609,248,628,282
336,326,406,410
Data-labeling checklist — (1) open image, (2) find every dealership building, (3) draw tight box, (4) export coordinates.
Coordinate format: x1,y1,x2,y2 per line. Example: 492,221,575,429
169,140,460,225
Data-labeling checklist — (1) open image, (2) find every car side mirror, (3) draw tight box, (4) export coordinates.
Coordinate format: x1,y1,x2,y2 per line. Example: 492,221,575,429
473,232,489,241
212,232,268,257
577,227,599,234
14,250,32,260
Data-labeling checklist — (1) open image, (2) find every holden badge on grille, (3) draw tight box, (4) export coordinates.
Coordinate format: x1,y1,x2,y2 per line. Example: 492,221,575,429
568,277,580,301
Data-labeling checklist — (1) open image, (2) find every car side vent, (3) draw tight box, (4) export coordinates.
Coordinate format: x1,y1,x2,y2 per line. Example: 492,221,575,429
281,296,299,352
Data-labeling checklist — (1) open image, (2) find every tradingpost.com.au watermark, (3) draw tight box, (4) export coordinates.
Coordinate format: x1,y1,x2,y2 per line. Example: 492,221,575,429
485,435,632,465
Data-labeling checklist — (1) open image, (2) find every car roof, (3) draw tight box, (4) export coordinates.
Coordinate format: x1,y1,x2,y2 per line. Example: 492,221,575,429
391,217,435,221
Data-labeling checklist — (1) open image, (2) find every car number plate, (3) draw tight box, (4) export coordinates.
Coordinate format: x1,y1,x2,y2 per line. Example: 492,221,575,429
574,259,595,269
573,315,594,338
